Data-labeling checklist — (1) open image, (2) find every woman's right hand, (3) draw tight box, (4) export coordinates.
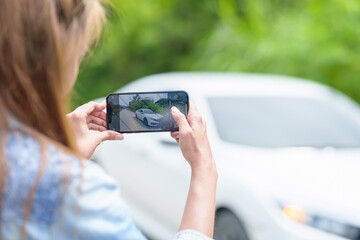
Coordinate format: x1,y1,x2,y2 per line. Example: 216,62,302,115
170,101,215,172
170,101,217,238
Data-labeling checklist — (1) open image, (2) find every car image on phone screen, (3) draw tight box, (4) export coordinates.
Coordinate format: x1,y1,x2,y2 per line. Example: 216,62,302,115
106,91,189,133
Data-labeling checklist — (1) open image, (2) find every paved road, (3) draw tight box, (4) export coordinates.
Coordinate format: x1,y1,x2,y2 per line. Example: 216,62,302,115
120,109,161,132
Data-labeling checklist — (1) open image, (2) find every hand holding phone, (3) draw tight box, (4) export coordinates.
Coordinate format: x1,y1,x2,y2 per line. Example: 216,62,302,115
106,91,189,133
67,101,124,159
170,101,217,237
170,101,214,169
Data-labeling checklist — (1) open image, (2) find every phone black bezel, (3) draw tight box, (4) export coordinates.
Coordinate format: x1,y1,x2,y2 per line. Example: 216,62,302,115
106,90,189,134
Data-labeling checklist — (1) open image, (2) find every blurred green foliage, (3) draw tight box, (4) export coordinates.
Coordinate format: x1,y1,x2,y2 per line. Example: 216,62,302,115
72,0,360,107
128,96,164,114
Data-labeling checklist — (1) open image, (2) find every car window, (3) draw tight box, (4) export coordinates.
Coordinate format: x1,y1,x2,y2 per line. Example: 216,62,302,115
208,97,360,148
143,109,154,114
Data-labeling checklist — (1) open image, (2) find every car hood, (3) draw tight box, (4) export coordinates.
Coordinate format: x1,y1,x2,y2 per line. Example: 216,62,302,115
216,145,360,225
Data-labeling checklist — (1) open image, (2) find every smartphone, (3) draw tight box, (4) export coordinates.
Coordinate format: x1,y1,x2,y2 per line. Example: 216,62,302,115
106,91,189,133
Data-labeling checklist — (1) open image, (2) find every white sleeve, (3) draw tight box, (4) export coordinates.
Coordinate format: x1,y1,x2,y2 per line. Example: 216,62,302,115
174,229,214,240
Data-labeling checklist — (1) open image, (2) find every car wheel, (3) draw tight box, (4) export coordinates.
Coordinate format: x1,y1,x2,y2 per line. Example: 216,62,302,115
144,118,148,126
214,209,249,240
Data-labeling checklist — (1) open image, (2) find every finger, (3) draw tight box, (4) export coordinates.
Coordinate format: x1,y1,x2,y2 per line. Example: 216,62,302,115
98,130,124,142
171,107,192,132
188,100,199,116
170,131,179,139
88,123,107,132
170,132,180,144
79,101,106,115
91,111,107,121
187,101,202,127
87,115,107,128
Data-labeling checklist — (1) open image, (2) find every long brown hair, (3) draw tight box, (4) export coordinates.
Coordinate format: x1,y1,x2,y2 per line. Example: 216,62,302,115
0,0,106,237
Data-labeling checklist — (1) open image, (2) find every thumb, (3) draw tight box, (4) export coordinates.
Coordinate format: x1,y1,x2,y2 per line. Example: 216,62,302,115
98,130,124,142
171,107,191,131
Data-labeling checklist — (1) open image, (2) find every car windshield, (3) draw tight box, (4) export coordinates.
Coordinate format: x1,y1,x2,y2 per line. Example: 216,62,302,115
143,109,155,114
208,97,360,148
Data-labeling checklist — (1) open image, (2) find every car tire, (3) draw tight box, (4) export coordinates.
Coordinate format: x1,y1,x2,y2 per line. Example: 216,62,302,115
144,118,148,126
214,209,249,240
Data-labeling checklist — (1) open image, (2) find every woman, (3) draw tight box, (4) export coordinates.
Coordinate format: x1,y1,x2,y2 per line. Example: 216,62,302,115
0,0,218,240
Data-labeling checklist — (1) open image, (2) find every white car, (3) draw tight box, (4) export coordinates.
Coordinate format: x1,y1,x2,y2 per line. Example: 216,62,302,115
135,108,162,126
93,73,360,240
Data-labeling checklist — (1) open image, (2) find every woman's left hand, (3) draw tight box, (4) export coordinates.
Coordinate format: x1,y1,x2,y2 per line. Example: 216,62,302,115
67,101,124,159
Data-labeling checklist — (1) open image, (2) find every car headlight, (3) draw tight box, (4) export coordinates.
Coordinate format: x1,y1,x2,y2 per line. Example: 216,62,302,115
281,204,360,240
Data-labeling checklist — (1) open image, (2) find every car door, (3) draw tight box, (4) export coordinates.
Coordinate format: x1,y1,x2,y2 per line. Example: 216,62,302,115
134,133,191,232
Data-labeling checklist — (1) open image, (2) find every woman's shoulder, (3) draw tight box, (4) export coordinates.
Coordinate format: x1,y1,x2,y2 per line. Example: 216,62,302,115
6,130,107,172
4,131,147,239
5,132,71,224
6,130,82,178
5,130,113,188
4,131,108,225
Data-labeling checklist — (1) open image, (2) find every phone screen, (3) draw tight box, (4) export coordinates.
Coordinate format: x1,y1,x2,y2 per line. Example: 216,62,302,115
106,91,189,133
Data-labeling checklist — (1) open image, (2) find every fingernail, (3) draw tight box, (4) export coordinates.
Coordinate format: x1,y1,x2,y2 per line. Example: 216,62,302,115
115,135,124,140
171,106,179,113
